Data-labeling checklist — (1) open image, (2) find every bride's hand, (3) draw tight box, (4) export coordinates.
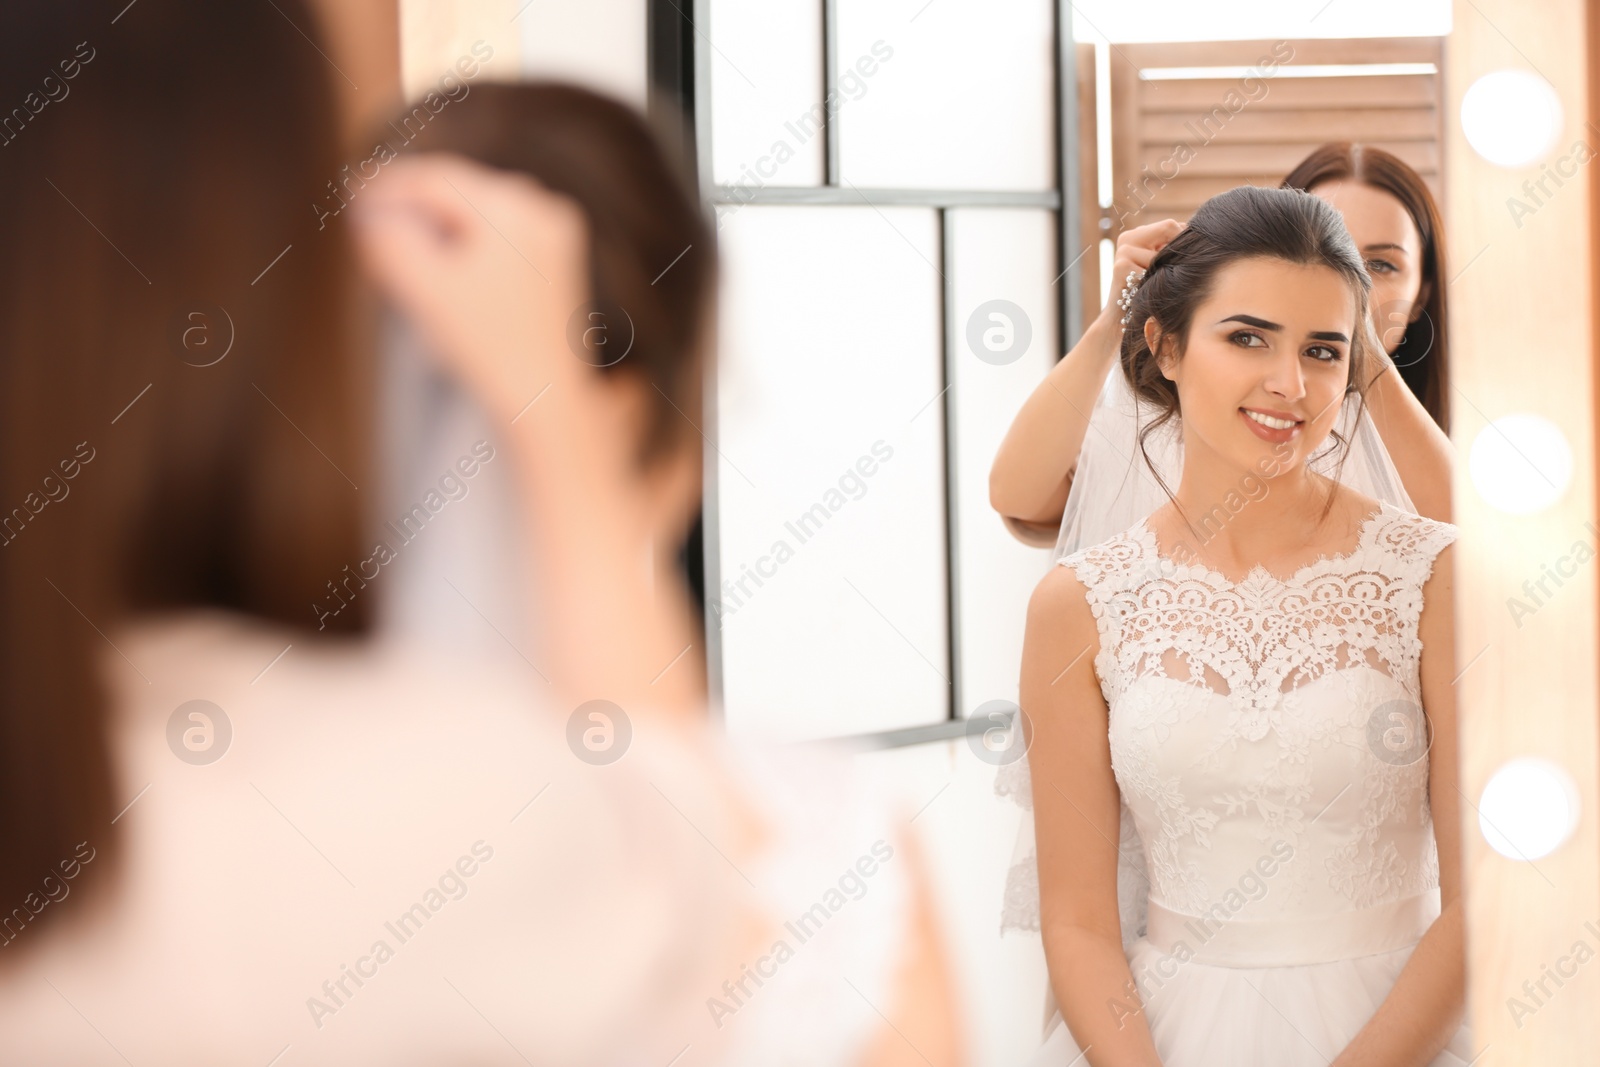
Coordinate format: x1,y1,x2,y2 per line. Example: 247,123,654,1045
350,152,595,427
1098,218,1185,328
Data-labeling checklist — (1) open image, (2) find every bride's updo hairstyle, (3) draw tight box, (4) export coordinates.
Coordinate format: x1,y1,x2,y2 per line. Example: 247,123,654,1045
1119,184,1380,518
390,81,716,477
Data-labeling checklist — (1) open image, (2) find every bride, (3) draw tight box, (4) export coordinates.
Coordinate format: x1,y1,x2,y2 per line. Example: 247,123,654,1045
1016,185,1473,1065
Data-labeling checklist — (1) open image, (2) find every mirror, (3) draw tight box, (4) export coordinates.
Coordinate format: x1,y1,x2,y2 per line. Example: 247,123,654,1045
692,0,1599,1061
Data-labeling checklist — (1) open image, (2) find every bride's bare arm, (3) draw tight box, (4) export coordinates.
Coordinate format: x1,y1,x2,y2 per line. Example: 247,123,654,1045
1024,566,1165,1067
1360,351,1455,524
989,220,1184,548
1330,543,1467,1065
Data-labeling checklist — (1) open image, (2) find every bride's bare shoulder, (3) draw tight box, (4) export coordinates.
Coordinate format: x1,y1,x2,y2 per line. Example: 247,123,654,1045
1342,486,1386,517
1025,562,1098,645
1317,475,1384,522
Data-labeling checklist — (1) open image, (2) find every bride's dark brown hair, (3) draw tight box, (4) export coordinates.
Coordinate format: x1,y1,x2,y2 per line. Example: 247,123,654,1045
0,0,368,957
1118,184,1380,525
389,82,716,475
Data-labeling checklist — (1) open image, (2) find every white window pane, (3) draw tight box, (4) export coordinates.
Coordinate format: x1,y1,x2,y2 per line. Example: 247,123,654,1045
946,208,1060,717
713,204,949,741
836,0,1054,190
709,0,825,187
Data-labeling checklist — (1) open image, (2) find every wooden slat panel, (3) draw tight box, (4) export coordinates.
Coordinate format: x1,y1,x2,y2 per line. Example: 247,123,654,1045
1141,107,1439,143
1075,41,1101,333
1131,176,1447,226
1120,36,1444,69
1118,176,1444,224
1107,50,1142,238
1140,74,1438,111
1137,170,1445,203
1137,139,1439,177
1121,173,1277,206
1108,36,1446,241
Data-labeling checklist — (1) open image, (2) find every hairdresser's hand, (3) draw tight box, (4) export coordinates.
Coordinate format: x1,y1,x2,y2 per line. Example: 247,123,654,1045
351,153,596,427
1098,218,1185,328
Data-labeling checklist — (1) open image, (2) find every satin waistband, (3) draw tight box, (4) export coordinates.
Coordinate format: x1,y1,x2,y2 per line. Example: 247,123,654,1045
1143,887,1440,968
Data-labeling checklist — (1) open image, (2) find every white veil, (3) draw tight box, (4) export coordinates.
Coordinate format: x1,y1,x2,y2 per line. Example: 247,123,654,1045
993,349,1417,959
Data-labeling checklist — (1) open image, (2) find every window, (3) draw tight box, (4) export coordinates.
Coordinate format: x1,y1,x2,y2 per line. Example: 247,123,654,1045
654,0,1081,743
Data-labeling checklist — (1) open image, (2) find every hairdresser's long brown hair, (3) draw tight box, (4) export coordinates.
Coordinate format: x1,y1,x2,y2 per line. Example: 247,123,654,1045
1282,143,1450,433
0,0,370,955
384,81,717,472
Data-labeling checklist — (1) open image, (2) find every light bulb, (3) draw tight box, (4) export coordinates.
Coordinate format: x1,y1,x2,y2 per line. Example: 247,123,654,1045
1479,756,1580,861
1468,413,1571,514
1460,69,1563,169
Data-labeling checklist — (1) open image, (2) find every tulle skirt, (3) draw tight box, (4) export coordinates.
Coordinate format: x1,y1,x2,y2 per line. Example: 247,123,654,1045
1024,935,1476,1066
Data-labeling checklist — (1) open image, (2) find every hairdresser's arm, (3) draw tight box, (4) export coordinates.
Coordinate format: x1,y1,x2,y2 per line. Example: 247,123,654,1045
351,154,704,719
1023,566,1164,1067
1361,348,1455,524
1330,544,1466,1065
989,220,1183,548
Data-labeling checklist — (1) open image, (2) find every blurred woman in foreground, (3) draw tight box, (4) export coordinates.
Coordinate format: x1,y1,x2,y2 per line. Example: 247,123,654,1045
0,2,960,1063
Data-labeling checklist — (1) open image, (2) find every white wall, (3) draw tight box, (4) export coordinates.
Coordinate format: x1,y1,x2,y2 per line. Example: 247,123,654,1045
516,0,648,108
854,740,1051,1066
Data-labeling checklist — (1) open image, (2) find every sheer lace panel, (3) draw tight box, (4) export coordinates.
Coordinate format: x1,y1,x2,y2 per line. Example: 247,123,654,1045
1147,643,1393,697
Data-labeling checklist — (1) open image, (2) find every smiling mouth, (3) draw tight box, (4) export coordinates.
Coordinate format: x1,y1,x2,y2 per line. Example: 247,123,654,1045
1240,408,1302,430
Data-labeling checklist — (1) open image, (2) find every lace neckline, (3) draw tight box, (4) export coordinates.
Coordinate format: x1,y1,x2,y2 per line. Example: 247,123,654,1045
1128,499,1394,589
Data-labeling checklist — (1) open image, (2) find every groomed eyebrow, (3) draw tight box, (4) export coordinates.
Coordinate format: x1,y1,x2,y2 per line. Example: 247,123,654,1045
1217,314,1349,344
1361,243,1410,255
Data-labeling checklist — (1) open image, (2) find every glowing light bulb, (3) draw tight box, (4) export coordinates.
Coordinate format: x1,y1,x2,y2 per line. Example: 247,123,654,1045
1460,69,1563,168
1479,756,1579,861
1468,413,1571,514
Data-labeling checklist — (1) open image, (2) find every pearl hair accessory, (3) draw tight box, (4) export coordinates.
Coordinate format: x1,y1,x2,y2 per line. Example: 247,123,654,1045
1117,267,1146,326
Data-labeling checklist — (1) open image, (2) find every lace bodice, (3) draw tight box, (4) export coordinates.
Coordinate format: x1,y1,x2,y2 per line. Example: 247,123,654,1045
1072,501,1457,922
998,502,1457,943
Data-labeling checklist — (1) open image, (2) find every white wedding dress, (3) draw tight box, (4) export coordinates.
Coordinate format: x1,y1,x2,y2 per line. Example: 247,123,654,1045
1012,499,1476,1065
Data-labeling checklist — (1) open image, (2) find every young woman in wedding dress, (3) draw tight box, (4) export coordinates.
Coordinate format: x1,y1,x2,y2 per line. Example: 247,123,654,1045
990,144,1454,547
1018,185,1473,1065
